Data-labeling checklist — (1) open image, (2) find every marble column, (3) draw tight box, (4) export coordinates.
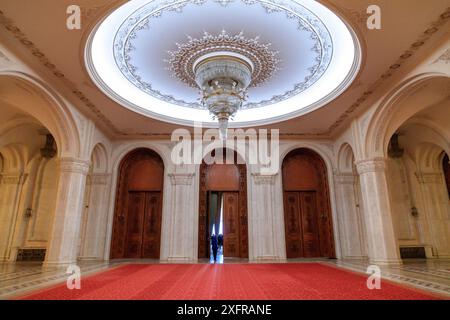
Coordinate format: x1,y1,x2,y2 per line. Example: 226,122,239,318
45,158,90,265
165,173,196,262
248,173,286,261
416,172,450,257
356,157,401,265
0,173,27,261
78,173,111,260
334,173,367,259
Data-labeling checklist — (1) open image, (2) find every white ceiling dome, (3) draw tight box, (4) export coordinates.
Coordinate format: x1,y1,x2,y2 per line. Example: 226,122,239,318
85,0,361,128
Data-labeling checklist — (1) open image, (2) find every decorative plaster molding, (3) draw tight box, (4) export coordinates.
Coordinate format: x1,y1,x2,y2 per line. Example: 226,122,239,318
342,7,369,32
251,173,278,185
355,157,386,175
87,173,110,185
1,6,449,138
0,173,27,185
0,49,11,63
80,6,104,22
58,158,90,175
327,6,450,135
113,0,332,110
433,48,450,64
334,173,356,184
168,173,195,185
0,10,124,136
415,172,443,184
166,30,281,93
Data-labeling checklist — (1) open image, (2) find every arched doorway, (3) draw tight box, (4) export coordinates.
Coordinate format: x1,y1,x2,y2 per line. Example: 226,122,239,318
198,150,248,259
282,148,335,258
0,122,59,262
110,148,164,259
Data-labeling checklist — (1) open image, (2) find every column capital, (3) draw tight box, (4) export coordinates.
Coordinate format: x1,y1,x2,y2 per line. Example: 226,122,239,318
251,173,278,185
334,173,356,184
355,157,386,175
58,157,90,175
168,173,195,185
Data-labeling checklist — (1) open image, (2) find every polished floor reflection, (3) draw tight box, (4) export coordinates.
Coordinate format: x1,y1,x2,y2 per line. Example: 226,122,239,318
209,246,224,264
0,259,449,299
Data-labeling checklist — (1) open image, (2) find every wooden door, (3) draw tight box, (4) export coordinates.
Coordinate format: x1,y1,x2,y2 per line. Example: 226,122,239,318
299,192,320,257
124,192,146,258
223,192,240,257
111,148,164,259
142,192,162,258
284,192,302,258
283,191,320,258
124,191,161,259
282,148,335,259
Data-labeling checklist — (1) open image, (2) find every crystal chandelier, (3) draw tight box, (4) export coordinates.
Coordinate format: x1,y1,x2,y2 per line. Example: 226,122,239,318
194,53,253,140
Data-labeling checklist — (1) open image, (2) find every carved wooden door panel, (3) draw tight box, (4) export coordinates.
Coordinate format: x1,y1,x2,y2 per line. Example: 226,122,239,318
223,192,240,257
284,192,302,258
299,191,320,257
124,192,146,258
198,170,208,259
237,164,248,258
284,191,321,258
142,192,162,259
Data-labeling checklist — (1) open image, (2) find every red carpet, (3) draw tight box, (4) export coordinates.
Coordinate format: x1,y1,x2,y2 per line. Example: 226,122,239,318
19,263,441,300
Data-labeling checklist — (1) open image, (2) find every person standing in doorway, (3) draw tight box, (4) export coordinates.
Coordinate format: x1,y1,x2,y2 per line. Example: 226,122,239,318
211,234,218,263
218,234,223,251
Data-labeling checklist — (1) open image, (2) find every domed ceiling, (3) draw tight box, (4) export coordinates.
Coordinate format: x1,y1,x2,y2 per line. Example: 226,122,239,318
86,0,361,127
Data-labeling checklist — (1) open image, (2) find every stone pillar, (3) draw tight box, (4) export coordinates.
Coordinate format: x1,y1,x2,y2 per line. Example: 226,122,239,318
45,158,90,265
334,173,367,259
416,172,450,257
78,173,111,260
356,157,401,265
0,173,27,261
248,173,285,261
165,173,196,262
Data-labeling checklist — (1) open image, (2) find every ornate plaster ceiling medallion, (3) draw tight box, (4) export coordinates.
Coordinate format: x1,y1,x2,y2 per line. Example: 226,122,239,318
166,30,281,90
86,0,361,127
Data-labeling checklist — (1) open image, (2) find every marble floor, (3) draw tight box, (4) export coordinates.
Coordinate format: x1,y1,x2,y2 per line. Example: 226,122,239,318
328,259,450,297
0,258,449,299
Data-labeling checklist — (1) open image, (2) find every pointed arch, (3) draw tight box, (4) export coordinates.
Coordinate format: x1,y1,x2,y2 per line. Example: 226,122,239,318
90,143,108,174
338,143,356,174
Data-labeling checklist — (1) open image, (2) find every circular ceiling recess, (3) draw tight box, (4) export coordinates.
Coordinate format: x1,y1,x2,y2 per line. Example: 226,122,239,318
85,0,361,128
